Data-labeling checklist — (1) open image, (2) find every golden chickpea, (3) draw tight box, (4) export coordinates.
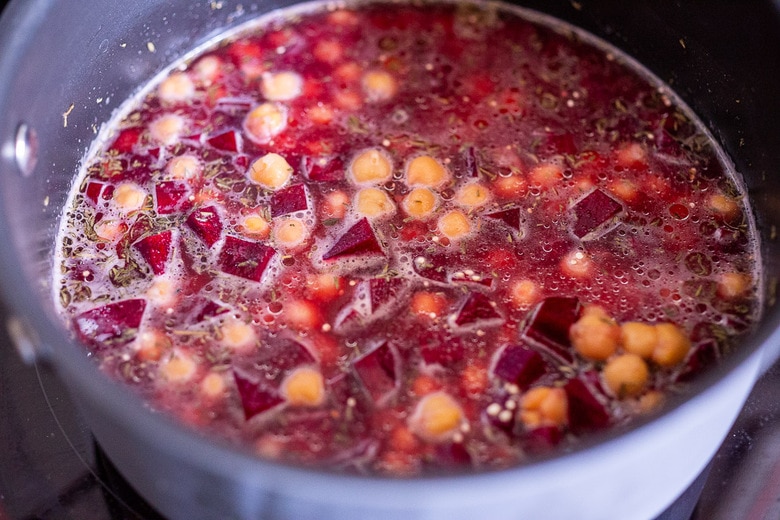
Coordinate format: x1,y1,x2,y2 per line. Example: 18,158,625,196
437,210,471,240
244,102,287,144
717,272,751,299
621,321,657,359
349,148,393,185
201,372,227,399
362,70,398,102
261,71,303,101
282,367,325,407
406,155,449,188
510,279,539,309
158,72,195,103
520,386,568,429
410,291,448,319
602,353,649,398
615,142,647,169
638,390,665,414
248,153,293,190
273,217,309,249
113,183,147,212
455,182,491,209
402,187,438,219
652,323,691,367
560,249,594,279
355,187,396,219
166,155,201,180
284,299,322,330
409,391,465,442
241,213,271,238
570,306,620,361
492,174,527,199
135,329,170,362
220,318,257,351
161,351,197,383
322,190,350,219
149,114,185,145
529,163,562,188
708,193,740,219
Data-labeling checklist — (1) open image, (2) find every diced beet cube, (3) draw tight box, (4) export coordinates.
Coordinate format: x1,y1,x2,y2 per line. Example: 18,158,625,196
421,336,464,366
367,277,408,314
491,344,545,389
270,184,309,217
485,207,522,231
116,215,153,260
110,127,142,154
333,305,365,331
522,296,581,363
302,155,345,182
85,181,107,204
412,252,450,283
186,206,223,247
266,338,316,373
429,442,472,470
218,235,276,282
133,230,173,275
194,300,230,322
233,369,284,420
207,129,242,152
452,292,503,327
522,425,563,454
353,342,399,404
564,378,611,435
572,189,623,239
322,218,384,261
155,181,190,215
73,299,146,350
676,340,718,383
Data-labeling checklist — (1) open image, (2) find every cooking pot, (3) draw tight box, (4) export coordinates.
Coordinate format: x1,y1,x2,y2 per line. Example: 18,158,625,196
0,1,778,519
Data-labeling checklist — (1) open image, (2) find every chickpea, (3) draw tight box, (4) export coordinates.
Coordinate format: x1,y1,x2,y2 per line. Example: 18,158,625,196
248,152,293,190
282,367,325,407
322,190,350,219
362,70,398,102
284,299,322,330
510,279,539,309
652,323,691,367
135,329,170,362
261,71,303,101
220,318,257,351
602,353,649,398
638,390,665,414
349,148,393,185
455,182,491,208
166,155,201,180
313,40,343,64
355,187,396,219
273,217,309,249
402,187,438,219
717,272,751,299
409,391,465,442
244,102,287,144
149,114,185,146
708,193,740,220
240,213,271,238
113,183,146,212
158,72,195,103
192,55,222,85
305,273,344,301
410,291,447,318
520,386,568,429
529,163,562,188
406,155,449,188
570,306,620,361
437,210,471,241
621,321,657,359
492,174,527,199
560,249,594,279
161,351,197,383
307,104,334,125
201,372,227,399
609,178,639,203
146,276,178,308
615,142,647,169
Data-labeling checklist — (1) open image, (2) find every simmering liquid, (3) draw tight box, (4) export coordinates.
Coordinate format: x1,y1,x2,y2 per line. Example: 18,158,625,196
54,1,761,475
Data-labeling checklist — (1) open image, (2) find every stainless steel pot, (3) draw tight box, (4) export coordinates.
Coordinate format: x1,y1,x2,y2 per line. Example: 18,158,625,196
0,1,778,519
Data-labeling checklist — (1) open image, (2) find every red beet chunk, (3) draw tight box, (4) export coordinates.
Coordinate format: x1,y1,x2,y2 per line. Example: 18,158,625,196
233,369,284,420
412,252,450,283
207,129,243,152
421,336,465,366
110,127,142,154
73,299,146,350
270,184,309,217
265,338,316,373
302,155,345,182
429,442,472,470
485,207,522,231
186,206,223,247
572,189,623,239
133,230,173,275
676,340,718,383
453,292,503,327
522,297,581,363
491,344,545,389
155,181,190,215
564,378,611,434
353,342,399,404
322,218,384,260
522,425,563,454
218,235,276,282
367,277,408,314
85,181,107,204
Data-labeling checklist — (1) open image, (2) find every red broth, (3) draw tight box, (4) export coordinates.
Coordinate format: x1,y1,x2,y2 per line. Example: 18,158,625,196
55,1,761,475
